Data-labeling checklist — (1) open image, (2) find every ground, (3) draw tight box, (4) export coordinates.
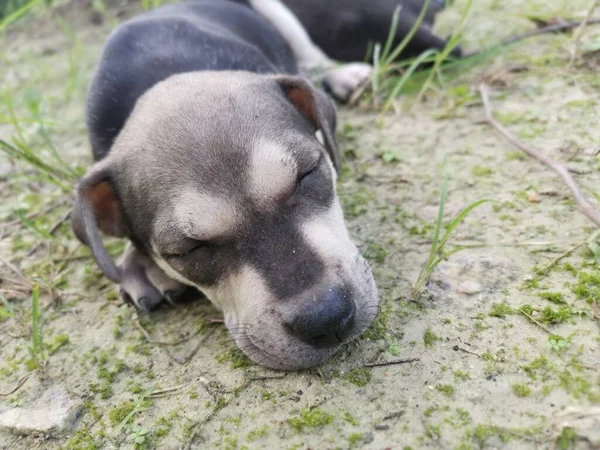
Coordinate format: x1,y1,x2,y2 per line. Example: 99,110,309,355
1,0,600,449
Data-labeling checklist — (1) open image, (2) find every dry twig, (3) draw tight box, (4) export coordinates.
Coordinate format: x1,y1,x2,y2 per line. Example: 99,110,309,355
0,371,36,397
364,357,420,368
478,84,600,227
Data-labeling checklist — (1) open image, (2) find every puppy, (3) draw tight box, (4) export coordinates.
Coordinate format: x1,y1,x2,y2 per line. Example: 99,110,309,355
281,0,460,62
73,0,378,370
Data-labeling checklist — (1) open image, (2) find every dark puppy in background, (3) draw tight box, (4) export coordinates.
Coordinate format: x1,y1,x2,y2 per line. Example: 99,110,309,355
281,0,459,62
73,0,452,369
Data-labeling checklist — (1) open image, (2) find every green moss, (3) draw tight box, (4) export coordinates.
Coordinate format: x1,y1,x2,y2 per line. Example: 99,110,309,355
538,291,566,305
341,188,375,218
454,370,470,381
539,306,572,324
572,270,600,303
489,303,513,318
559,370,594,400
65,429,99,450
343,412,359,426
154,411,179,438
506,151,527,161
555,427,578,450
363,241,388,264
48,333,69,354
108,402,135,427
471,424,511,446
89,382,113,399
522,355,550,380
423,328,439,347
0,307,12,322
215,348,251,369
83,400,101,421
288,408,334,433
246,426,268,442
450,408,471,428
436,384,455,397
360,304,390,341
471,165,493,177
348,432,364,449
511,383,531,398
343,368,372,387
424,405,438,417
221,435,238,450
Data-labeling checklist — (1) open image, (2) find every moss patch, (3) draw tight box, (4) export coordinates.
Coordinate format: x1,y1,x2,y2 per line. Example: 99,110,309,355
511,383,531,398
343,368,372,387
423,328,439,347
108,401,135,427
288,408,334,433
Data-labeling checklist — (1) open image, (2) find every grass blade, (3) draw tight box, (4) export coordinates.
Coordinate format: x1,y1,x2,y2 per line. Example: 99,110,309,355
437,199,495,250
429,168,449,264
381,49,438,114
384,0,431,66
0,0,40,32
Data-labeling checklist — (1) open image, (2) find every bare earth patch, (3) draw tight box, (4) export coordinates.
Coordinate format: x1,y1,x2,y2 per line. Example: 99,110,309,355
1,0,599,449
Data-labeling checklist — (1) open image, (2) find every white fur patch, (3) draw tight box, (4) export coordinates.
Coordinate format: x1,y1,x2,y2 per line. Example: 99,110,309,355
301,199,353,267
249,138,296,207
172,189,241,240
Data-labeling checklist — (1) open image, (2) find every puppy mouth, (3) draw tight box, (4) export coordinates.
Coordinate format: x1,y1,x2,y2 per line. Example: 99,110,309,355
227,321,342,370
226,300,378,371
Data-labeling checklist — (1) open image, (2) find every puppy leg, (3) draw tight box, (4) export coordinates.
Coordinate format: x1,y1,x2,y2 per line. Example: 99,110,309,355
118,243,187,311
249,0,372,101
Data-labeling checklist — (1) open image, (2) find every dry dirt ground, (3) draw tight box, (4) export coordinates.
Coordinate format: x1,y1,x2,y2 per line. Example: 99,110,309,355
1,0,600,449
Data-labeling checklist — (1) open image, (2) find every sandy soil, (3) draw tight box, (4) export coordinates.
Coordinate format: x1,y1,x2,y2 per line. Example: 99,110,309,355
1,0,599,449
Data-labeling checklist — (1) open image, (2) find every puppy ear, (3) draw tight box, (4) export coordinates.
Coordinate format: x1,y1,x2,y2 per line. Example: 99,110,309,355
275,77,340,171
71,163,127,283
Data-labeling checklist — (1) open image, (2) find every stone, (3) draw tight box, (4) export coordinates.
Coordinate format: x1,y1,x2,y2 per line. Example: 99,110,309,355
0,385,83,436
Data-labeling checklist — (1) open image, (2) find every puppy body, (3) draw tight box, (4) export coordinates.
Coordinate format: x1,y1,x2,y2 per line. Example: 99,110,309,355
88,0,297,160
75,0,378,370
282,0,459,62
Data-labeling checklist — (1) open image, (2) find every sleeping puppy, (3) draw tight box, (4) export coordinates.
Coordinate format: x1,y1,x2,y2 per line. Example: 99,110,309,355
281,0,460,62
73,0,378,370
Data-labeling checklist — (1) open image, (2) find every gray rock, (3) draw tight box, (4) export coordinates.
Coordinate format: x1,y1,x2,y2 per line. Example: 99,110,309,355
0,385,83,436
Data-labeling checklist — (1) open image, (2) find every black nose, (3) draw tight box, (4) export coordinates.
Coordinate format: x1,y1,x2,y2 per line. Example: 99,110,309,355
286,286,355,348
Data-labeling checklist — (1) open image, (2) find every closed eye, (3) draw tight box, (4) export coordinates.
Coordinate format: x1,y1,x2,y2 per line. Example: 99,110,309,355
296,155,322,193
162,240,212,258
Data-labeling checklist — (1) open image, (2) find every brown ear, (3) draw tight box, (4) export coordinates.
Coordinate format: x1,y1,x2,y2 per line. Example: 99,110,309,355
275,76,340,171
71,164,127,283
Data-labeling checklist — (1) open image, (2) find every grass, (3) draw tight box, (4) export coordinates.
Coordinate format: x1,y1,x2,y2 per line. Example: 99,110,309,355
25,284,46,371
370,0,478,113
412,165,493,297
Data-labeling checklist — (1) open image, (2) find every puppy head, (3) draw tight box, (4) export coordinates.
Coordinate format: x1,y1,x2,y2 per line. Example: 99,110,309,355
73,71,378,370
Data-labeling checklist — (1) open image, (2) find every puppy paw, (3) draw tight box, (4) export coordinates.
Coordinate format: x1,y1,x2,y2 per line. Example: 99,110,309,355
118,243,187,312
323,63,373,102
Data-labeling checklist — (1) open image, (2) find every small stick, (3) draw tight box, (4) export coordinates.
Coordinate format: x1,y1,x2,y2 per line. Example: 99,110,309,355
246,374,286,381
452,345,480,357
0,371,35,397
148,383,188,397
536,242,585,278
519,308,553,335
479,84,600,227
364,357,420,368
